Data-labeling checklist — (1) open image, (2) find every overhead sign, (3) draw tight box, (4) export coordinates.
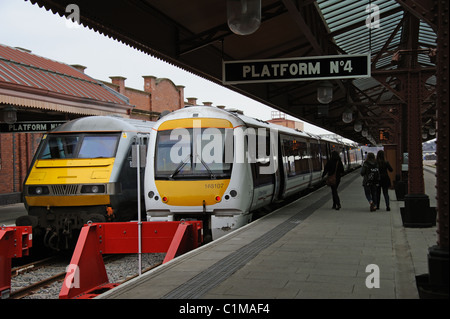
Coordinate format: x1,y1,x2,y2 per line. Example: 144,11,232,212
223,54,371,84
0,121,66,133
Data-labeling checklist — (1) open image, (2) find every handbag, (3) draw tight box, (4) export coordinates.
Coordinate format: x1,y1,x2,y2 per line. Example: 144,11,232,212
326,174,336,186
326,161,339,186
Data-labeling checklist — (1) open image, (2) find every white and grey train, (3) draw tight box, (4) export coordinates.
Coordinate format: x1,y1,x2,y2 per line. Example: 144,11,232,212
144,106,363,241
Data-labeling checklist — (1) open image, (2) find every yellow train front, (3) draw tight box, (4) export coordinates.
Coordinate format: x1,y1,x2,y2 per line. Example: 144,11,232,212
17,116,153,250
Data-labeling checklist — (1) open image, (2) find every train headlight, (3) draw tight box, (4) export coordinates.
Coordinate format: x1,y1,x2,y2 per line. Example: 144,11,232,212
162,196,169,203
29,186,49,195
215,195,222,202
81,185,105,194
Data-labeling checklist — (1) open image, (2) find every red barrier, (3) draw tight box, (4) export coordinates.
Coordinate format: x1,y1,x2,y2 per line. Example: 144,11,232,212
0,226,32,299
59,221,202,299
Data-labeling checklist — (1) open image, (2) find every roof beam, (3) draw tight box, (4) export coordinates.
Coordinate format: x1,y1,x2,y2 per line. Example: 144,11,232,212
281,0,323,54
395,0,437,32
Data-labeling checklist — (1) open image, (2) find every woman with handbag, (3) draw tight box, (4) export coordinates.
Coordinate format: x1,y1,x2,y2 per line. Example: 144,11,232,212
322,150,345,210
376,150,393,211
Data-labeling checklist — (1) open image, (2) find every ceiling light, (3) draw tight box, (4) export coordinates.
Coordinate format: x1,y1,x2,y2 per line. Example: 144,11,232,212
227,0,261,35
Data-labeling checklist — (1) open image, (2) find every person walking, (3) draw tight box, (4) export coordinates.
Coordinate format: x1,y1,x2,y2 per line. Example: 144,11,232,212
322,150,345,210
361,152,380,211
376,150,393,211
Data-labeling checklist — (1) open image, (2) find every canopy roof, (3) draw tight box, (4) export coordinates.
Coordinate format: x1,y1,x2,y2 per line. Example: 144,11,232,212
28,0,437,144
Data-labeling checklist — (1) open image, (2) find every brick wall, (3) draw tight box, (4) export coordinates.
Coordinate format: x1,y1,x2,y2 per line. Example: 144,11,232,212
0,132,41,197
105,76,185,120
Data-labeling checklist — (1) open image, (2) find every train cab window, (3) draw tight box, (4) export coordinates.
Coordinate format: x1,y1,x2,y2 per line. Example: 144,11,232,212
38,133,120,159
39,135,79,159
78,135,119,158
155,128,232,180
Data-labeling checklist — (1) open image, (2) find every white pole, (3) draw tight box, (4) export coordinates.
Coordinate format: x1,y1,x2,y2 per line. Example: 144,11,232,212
136,138,142,276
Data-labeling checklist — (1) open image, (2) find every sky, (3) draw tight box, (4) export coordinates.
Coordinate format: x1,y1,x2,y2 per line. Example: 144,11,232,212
0,0,340,137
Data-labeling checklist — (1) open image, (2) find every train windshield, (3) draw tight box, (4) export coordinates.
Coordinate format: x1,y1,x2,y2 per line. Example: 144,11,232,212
38,133,120,159
155,128,233,180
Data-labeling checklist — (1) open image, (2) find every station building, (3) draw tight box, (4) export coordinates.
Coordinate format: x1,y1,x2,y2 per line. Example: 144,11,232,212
0,44,185,204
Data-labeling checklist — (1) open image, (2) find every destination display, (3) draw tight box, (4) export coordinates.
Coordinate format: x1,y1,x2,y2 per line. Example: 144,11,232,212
223,54,371,84
0,121,66,133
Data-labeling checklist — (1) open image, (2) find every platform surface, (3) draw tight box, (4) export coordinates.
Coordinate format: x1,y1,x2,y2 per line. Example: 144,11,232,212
100,167,437,299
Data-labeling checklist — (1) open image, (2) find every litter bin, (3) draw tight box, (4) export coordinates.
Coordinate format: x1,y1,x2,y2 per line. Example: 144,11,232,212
394,174,407,200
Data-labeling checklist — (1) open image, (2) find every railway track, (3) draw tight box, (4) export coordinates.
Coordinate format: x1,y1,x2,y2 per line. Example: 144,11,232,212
9,253,165,299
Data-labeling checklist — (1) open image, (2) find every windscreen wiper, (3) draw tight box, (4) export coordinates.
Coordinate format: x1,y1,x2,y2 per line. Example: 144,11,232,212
170,154,191,179
195,155,216,179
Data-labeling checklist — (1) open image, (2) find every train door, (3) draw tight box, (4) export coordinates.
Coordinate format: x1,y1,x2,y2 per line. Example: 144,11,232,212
249,127,276,211
309,139,323,185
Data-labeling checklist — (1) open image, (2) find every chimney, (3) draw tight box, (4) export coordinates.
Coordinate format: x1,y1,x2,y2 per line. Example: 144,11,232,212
187,97,197,106
15,47,32,53
143,75,157,93
71,64,87,74
110,76,127,94
176,85,185,109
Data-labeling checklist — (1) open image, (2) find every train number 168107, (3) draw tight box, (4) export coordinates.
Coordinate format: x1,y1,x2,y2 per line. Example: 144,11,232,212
204,183,224,189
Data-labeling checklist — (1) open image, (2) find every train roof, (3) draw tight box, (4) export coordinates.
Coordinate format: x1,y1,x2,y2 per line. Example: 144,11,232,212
157,106,358,147
50,115,154,133
159,106,317,140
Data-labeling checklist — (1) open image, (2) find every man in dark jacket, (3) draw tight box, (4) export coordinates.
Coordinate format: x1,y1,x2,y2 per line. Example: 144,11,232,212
361,152,380,211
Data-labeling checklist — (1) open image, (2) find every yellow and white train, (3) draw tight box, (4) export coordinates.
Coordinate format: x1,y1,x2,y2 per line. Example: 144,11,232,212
144,106,363,241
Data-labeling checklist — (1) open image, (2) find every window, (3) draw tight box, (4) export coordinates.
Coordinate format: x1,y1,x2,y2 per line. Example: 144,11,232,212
78,136,118,158
282,135,309,177
38,133,119,159
250,128,274,186
310,142,322,172
39,135,79,159
155,128,232,180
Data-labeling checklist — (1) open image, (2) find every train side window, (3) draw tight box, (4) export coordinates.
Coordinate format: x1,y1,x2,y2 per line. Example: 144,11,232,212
251,128,274,187
320,142,327,168
282,136,309,177
310,142,322,172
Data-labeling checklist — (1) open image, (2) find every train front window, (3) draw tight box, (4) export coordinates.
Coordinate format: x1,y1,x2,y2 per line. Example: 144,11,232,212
39,135,79,159
155,128,232,179
38,134,119,159
78,136,119,158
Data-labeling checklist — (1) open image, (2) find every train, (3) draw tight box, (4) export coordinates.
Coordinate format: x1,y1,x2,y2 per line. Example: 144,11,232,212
144,106,363,241
16,115,154,250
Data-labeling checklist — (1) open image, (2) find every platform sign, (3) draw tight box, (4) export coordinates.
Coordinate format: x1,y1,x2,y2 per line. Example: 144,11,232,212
223,54,371,84
0,121,66,133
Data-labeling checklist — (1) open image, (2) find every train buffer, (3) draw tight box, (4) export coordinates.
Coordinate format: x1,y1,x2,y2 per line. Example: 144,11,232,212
59,220,203,299
0,226,33,299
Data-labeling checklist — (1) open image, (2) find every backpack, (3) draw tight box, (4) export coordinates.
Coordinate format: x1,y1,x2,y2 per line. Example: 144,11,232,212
367,164,380,186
